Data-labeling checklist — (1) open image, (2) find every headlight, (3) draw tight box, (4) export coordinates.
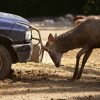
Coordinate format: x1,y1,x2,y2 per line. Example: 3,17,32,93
25,30,32,40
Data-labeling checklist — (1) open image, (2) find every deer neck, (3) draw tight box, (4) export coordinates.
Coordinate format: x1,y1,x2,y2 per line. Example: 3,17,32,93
55,29,80,53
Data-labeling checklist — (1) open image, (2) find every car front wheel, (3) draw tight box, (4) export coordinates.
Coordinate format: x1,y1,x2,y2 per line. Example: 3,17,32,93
0,45,12,79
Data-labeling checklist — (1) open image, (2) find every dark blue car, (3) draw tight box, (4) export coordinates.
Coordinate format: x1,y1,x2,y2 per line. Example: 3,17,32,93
0,12,33,79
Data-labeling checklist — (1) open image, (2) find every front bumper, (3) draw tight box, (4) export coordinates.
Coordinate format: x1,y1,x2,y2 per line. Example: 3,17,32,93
12,42,33,62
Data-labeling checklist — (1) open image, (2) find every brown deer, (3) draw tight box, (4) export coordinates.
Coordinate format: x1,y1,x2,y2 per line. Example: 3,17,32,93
44,18,100,81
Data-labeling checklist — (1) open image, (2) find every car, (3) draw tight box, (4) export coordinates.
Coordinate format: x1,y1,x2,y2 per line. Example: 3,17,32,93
0,12,34,79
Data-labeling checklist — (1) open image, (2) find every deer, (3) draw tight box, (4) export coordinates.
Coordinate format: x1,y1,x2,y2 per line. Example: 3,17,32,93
43,18,100,81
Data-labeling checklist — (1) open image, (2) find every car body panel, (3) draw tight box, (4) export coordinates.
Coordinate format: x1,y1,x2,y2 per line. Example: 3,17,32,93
12,43,33,62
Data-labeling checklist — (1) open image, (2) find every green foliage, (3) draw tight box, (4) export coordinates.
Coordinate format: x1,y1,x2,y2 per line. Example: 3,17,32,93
84,0,100,14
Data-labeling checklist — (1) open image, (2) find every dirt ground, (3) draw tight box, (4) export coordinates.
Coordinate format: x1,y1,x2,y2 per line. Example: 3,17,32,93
0,27,100,100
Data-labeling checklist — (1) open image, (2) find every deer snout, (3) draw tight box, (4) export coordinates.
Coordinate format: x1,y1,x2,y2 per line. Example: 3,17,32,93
55,63,60,67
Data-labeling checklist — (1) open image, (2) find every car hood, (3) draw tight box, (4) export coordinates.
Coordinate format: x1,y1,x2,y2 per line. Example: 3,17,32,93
0,12,30,32
0,12,29,24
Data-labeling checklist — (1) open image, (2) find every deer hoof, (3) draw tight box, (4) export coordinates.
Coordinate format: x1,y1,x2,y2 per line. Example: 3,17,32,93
76,75,81,79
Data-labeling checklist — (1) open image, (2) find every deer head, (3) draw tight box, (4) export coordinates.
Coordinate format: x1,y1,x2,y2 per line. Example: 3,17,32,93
44,33,62,67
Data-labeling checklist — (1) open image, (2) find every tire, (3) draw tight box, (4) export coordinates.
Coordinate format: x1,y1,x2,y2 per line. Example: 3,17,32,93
0,45,12,79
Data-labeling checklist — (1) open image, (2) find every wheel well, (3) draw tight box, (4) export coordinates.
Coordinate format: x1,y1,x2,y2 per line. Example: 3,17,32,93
0,37,18,63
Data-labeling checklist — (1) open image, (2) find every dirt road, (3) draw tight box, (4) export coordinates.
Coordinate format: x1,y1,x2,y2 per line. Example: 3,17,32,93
0,27,100,100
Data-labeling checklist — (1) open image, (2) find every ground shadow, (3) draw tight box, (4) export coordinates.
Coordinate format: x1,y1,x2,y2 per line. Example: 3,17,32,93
0,77,100,95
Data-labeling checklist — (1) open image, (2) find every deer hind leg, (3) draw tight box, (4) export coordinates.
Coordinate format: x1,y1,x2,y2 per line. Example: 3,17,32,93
71,46,89,81
77,49,92,79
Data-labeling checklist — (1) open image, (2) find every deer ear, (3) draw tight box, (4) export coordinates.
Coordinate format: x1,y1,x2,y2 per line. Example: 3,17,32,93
48,33,54,42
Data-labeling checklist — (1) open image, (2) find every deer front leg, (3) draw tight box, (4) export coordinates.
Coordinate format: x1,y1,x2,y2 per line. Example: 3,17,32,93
71,47,89,81
77,49,92,79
